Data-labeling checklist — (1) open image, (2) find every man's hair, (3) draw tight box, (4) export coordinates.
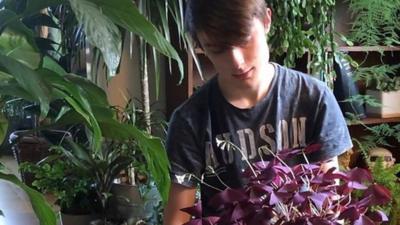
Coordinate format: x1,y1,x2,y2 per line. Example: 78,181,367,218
185,0,267,49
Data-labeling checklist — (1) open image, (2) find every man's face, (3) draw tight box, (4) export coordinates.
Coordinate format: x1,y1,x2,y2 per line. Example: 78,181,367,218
197,12,271,90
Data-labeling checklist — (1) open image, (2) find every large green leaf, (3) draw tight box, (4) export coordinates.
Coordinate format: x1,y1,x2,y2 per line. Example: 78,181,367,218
68,0,122,75
38,69,102,152
65,74,109,106
88,0,184,81
0,112,8,145
42,56,66,76
0,30,41,69
22,0,66,17
0,172,57,225
0,79,36,101
0,9,19,32
0,54,50,118
98,120,170,204
129,126,170,204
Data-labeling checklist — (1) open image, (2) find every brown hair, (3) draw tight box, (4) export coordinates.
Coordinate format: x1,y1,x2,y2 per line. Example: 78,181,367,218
185,0,267,49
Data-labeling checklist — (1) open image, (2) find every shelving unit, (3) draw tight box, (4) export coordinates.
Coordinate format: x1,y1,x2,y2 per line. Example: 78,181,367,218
347,117,400,126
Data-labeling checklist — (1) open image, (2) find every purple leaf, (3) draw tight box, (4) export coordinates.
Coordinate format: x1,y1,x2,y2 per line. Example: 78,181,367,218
366,210,388,222
181,201,203,218
310,192,329,209
293,192,306,205
247,208,274,225
338,206,360,221
323,169,348,182
346,168,372,183
257,167,277,182
229,202,253,222
209,188,248,209
309,217,333,225
347,181,368,190
278,182,299,193
303,143,322,154
182,218,203,225
203,217,220,225
277,147,302,160
362,184,391,206
269,191,288,205
354,215,375,225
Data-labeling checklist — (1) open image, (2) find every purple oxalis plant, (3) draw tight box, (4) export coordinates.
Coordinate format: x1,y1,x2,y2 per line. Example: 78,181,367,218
182,144,392,225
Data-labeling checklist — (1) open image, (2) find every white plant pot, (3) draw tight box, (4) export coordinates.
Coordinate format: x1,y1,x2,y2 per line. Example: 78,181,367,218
365,89,400,118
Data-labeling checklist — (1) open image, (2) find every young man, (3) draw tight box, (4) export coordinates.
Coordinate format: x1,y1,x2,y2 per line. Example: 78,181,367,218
163,0,352,224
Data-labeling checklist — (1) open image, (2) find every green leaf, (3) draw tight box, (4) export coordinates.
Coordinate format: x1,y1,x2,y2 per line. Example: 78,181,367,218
42,56,66,76
0,172,57,225
68,0,122,75
37,69,102,152
0,9,19,31
65,74,109,106
0,112,8,145
128,125,170,204
92,119,170,203
0,54,51,118
22,0,65,17
0,30,41,69
87,0,184,82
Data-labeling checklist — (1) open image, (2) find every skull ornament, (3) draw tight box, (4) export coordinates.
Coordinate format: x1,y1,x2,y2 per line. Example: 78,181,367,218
368,147,396,169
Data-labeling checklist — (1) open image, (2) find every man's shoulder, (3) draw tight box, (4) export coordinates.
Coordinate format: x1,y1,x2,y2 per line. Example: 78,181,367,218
275,64,329,96
171,77,216,121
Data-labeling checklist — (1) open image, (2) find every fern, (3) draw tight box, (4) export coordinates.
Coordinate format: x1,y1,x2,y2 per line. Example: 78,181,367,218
352,123,400,162
347,0,400,46
353,64,400,92
371,158,400,225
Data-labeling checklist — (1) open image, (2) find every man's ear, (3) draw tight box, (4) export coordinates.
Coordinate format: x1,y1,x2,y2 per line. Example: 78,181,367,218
263,8,272,33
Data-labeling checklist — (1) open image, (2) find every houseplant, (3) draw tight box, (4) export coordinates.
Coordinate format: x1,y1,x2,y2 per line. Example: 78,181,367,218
266,0,337,85
182,142,391,224
353,64,400,118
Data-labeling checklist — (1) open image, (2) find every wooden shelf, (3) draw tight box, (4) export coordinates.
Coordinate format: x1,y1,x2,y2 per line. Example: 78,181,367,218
193,46,400,55
347,117,400,126
338,46,400,52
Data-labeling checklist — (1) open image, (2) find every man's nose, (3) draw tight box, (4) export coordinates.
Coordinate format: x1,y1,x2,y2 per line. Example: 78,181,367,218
229,47,245,69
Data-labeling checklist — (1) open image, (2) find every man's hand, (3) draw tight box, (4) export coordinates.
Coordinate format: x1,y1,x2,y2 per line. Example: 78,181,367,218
163,183,197,225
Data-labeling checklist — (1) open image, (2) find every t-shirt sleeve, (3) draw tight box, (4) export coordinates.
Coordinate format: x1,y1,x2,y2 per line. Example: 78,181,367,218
307,86,353,162
166,111,204,187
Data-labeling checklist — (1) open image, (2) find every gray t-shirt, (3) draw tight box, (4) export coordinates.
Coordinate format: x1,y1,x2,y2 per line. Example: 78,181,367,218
166,64,352,215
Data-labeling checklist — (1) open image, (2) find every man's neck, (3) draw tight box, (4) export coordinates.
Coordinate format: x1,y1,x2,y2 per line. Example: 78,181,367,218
219,62,275,109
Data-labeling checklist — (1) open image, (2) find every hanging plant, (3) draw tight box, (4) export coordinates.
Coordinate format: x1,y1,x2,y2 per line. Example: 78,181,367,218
267,0,337,86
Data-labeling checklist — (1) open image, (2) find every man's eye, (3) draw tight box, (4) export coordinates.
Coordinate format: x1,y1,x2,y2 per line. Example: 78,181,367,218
209,49,225,54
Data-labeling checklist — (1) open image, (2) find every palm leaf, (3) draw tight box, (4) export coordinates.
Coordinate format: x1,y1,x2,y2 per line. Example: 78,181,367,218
0,54,51,118
68,0,122,75
88,0,184,81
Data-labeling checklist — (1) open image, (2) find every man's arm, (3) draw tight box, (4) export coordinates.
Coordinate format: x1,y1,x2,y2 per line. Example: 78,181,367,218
320,156,339,173
163,183,197,225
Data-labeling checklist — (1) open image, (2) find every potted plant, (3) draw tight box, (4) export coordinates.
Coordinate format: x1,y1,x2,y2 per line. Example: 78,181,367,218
181,143,391,224
19,147,101,225
368,152,400,225
354,64,400,118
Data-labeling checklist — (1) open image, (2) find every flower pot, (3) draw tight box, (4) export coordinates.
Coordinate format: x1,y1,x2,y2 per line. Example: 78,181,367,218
9,130,71,186
60,212,100,225
106,183,144,223
365,90,400,118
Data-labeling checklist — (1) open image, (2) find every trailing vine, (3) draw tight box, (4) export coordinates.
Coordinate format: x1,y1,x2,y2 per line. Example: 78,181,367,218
266,0,337,86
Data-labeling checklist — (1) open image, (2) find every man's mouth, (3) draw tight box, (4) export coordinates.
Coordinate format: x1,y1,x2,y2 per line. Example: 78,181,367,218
232,67,255,80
